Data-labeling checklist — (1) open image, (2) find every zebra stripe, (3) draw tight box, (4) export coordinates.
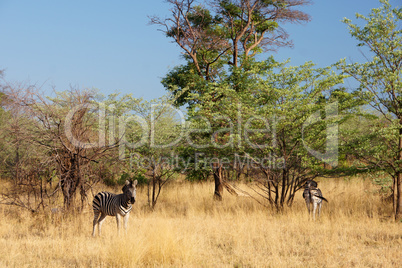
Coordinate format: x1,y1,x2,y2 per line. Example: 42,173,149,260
92,179,137,237
93,192,133,216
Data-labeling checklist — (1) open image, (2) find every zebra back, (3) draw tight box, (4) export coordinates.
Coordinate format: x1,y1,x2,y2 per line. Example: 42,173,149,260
92,191,132,217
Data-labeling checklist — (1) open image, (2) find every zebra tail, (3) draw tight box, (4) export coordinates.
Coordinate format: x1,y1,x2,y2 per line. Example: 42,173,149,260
312,193,328,202
319,196,328,202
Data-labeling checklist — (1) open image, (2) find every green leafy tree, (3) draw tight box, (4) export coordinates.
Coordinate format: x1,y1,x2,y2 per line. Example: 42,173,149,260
249,62,348,209
151,0,310,107
107,94,182,209
152,0,311,200
337,0,402,220
184,59,348,207
132,97,181,209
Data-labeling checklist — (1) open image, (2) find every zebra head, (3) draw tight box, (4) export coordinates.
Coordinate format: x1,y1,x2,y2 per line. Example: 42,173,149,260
122,179,138,204
305,180,318,189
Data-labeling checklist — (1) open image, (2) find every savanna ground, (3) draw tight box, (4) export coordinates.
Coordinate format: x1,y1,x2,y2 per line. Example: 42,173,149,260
0,178,401,267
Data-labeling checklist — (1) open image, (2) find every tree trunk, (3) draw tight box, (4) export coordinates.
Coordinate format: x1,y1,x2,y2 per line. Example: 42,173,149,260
61,154,82,211
280,169,287,208
213,165,223,201
396,127,402,221
152,170,157,208
62,175,74,210
396,172,402,221
62,174,81,211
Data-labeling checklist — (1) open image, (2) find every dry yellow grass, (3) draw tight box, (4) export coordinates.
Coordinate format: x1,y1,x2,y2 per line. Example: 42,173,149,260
0,178,401,267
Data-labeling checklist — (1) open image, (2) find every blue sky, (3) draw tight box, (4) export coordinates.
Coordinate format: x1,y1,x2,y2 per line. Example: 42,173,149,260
0,0,400,100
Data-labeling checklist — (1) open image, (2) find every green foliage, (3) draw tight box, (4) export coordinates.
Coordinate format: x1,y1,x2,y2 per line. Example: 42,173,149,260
339,0,402,112
337,0,402,219
154,0,310,109
117,172,148,186
370,171,393,195
174,57,350,206
132,173,148,185
103,176,118,187
337,0,402,174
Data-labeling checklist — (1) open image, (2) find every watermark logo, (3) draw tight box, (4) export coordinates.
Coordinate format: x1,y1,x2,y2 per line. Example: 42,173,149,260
302,102,338,167
64,101,339,168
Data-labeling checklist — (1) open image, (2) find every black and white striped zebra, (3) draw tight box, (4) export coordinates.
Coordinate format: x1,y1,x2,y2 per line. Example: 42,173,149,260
92,179,138,237
302,180,328,220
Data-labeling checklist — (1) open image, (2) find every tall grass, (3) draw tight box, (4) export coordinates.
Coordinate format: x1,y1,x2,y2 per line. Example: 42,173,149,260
0,178,401,267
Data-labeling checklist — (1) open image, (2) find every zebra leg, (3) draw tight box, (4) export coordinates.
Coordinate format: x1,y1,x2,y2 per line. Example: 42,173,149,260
123,213,129,234
116,214,122,235
305,199,311,215
313,202,318,221
92,210,101,237
97,213,107,236
318,202,322,218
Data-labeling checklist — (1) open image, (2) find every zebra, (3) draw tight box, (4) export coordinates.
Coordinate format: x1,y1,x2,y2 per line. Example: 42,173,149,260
92,179,138,237
302,180,328,220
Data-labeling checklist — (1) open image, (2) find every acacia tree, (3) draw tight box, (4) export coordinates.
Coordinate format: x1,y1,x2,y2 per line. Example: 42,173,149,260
0,83,58,212
105,94,181,209
182,59,348,207
249,62,350,209
131,98,181,209
151,0,310,105
337,0,402,220
152,0,311,200
1,86,117,211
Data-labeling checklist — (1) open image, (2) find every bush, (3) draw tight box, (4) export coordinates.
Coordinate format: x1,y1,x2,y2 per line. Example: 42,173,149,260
117,172,148,186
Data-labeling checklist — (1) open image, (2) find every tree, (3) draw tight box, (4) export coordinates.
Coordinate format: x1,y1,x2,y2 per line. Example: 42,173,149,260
152,0,311,200
1,85,117,211
132,98,181,209
337,0,402,220
182,59,347,208
151,0,310,106
0,82,58,212
105,94,182,209
247,62,344,209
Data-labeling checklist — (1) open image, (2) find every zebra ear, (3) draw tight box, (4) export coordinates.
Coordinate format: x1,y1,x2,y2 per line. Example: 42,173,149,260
133,180,138,186
125,180,130,186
